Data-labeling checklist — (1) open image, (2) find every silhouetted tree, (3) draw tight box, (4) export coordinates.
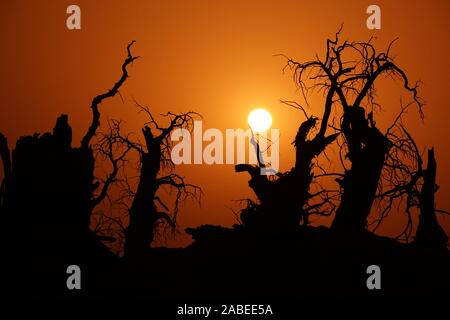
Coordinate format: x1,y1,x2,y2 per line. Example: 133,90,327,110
235,116,339,231
413,149,449,249
284,29,424,234
75,52,202,257
99,104,202,258
0,41,138,261
236,28,448,248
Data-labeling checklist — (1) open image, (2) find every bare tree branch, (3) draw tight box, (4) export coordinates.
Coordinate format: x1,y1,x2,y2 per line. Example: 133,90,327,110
81,41,139,149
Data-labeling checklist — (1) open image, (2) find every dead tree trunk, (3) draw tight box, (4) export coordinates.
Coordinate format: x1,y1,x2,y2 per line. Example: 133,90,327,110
292,117,339,225
122,111,200,258
331,107,388,233
236,117,338,230
413,148,448,250
124,127,163,258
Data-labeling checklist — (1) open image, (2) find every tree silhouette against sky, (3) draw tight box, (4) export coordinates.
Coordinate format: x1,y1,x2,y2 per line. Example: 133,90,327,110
236,28,448,249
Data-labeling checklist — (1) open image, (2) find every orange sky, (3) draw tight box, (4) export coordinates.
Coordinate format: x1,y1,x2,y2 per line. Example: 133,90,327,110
1,0,449,247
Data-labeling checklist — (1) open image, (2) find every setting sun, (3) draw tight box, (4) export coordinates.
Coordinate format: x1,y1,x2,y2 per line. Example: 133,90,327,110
248,108,272,133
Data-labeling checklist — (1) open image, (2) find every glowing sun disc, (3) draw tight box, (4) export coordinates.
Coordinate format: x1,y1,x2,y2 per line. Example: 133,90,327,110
248,108,272,133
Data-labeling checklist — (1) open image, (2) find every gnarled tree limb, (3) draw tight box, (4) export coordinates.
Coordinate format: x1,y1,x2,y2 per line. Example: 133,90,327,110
81,41,139,149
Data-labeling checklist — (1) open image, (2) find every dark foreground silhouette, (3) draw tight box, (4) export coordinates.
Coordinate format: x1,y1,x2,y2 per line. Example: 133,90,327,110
0,117,448,301
0,35,448,301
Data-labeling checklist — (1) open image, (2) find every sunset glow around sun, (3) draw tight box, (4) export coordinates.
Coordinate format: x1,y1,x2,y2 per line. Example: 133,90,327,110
248,108,272,133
